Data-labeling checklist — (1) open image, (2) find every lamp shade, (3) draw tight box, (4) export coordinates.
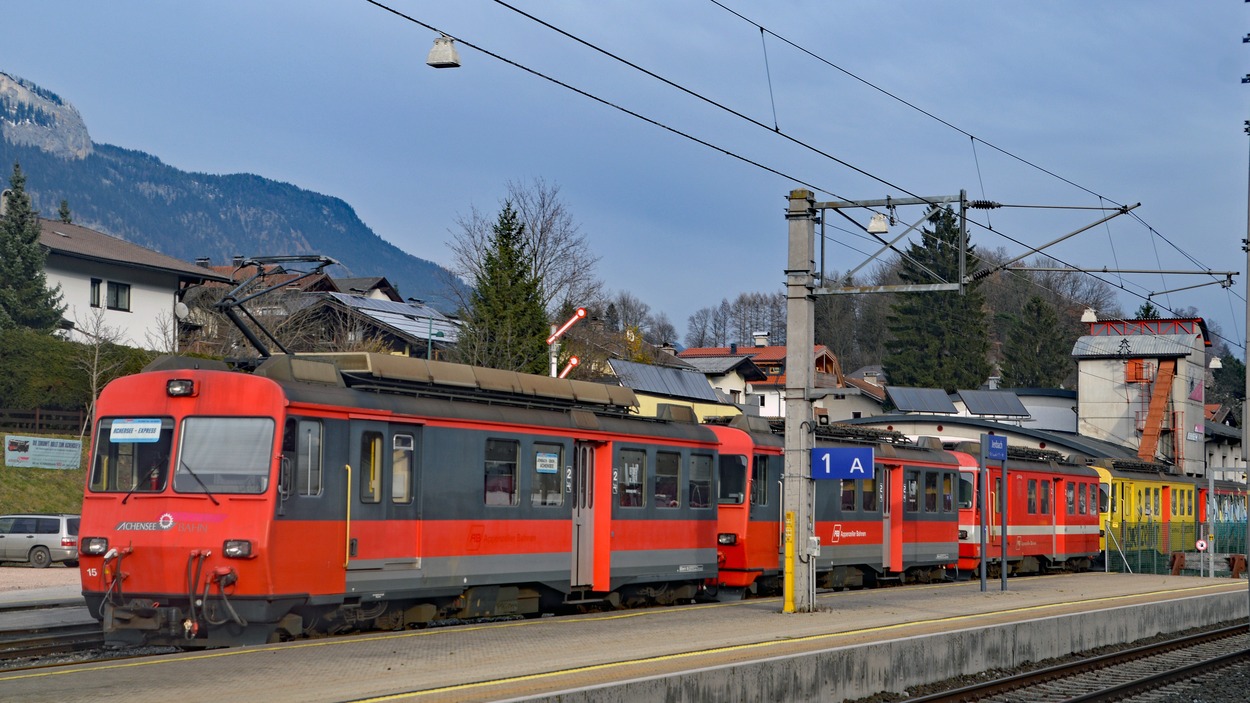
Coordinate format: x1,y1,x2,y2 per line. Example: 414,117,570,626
427,36,460,69
866,213,889,234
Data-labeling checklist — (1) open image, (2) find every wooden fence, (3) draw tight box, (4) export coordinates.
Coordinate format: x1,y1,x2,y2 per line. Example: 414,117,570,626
0,408,87,435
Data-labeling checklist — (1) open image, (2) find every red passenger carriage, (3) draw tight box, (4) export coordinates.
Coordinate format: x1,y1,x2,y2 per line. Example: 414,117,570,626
80,353,722,647
950,441,1101,576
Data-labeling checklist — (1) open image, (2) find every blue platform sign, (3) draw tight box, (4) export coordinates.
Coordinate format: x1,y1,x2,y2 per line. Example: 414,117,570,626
985,434,1007,462
810,447,875,480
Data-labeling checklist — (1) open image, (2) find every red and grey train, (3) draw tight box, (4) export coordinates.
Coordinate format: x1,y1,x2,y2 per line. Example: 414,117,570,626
79,352,1100,647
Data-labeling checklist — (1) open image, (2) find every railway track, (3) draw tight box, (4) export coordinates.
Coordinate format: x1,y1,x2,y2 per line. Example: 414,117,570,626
0,622,105,664
907,624,1250,702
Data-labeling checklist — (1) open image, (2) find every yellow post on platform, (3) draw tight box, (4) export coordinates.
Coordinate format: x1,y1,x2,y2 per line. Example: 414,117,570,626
783,510,796,613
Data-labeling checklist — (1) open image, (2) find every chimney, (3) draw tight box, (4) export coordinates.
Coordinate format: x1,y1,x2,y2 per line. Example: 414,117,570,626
232,255,245,268
195,257,211,268
730,343,737,355
0,189,9,216
753,331,769,347
660,342,676,356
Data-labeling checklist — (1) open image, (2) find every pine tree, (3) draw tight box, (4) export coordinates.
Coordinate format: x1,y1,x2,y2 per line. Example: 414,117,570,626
455,203,549,374
1135,301,1160,319
1000,296,1073,388
0,162,65,333
57,199,72,223
882,207,990,393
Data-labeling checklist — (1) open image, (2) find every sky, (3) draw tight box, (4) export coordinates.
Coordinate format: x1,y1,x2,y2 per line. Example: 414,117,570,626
6,1,1250,354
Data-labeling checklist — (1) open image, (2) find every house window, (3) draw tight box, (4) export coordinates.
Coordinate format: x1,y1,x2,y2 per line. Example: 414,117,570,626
106,282,131,312
89,278,101,308
1125,359,1153,383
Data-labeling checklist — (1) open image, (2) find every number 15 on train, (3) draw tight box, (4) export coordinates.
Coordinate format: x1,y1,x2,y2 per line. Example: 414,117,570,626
810,447,875,480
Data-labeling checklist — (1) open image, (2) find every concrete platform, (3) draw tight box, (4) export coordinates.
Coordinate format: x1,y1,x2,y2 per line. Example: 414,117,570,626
1,573,1247,703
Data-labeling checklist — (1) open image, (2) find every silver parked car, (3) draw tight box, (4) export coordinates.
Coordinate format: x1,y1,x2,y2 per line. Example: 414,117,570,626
0,514,79,568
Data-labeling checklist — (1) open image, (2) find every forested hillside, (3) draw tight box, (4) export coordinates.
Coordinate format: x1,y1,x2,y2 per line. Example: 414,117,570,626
0,72,465,311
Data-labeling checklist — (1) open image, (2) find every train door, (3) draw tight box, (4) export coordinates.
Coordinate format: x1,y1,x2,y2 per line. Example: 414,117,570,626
571,441,598,588
882,464,905,572
347,420,389,569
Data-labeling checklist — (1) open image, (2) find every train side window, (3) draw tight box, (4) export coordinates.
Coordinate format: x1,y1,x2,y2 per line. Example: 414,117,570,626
1153,488,1160,517
719,455,747,505
1078,483,1088,514
841,479,856,511
618,449,646,507
360,431,383,504
1041,481,1051,515
1101,483,1111,514
1136,489,1144,516
904,471,918,513
295,419,323,496
1027,480,1038,514
924,472,938,512
942,473,953,511
392,434,413,504
1067,482,1076,515
689,454,712,508
1187,490,1193,517
1171,491,1177,516
862,477,879,512
655,451,680,508
485,439,519,506
531,442,563,507
957,474,974,509
750,455,772,506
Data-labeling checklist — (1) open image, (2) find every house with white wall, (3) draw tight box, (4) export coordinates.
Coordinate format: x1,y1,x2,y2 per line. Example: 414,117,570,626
1072,316,1211,477
40,219,229,350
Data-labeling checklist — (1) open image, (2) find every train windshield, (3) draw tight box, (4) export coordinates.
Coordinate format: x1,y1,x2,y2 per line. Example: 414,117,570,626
89,418,175,493
174,417,275,495
718,455,747,504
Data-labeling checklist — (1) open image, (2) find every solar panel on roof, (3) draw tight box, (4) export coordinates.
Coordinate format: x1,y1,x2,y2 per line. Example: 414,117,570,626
886,387,958,414
957,390,1029,417
609,359,720,402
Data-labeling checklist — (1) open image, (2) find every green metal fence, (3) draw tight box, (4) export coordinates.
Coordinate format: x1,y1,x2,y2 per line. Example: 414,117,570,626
1103,520,1249,574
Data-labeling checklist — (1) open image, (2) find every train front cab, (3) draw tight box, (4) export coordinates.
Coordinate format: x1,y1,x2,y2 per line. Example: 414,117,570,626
707,421,783,598
79,364,297,647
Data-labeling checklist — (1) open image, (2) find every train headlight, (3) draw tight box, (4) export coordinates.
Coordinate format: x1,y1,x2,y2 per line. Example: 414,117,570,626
82,537,109,555
958,530,969,540
717,533,737,545
166,379,196,396
223,539,253,558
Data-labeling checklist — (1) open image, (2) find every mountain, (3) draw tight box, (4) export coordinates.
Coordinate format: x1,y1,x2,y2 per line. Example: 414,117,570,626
0,71,466,311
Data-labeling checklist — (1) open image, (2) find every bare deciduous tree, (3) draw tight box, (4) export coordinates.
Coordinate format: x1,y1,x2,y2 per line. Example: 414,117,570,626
73,308,133,438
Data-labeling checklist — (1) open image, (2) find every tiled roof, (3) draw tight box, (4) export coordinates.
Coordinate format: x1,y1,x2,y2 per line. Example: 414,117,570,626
845,377,886,402
678,344,832,361
39,219,230,282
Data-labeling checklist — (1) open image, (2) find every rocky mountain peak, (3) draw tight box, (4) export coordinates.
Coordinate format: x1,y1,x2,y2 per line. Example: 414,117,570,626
0,72,92,160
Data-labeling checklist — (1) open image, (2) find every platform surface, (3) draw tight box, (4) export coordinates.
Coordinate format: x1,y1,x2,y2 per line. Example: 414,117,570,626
1,572,1247,703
